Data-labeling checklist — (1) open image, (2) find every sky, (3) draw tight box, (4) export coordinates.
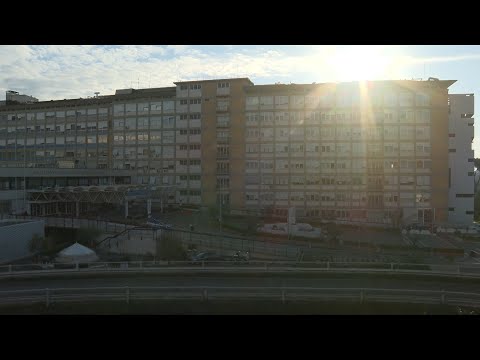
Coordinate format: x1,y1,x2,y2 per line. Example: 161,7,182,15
0,45,478,152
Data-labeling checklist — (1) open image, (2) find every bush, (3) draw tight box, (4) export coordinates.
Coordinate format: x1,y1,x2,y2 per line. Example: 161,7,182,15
157,234,187,260
29,234,46,253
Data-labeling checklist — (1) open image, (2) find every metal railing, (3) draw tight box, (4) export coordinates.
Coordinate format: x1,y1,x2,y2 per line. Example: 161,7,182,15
0,260,479,278
0,286,479,308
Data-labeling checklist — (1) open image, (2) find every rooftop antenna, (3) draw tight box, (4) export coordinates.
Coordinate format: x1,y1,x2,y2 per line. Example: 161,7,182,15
94,92,100,98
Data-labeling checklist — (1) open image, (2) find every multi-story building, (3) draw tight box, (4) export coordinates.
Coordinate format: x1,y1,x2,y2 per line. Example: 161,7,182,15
448,94,475,224
0,78,474,226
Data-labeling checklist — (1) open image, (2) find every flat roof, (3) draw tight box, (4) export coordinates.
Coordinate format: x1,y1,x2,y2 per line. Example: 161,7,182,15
174,77,253,85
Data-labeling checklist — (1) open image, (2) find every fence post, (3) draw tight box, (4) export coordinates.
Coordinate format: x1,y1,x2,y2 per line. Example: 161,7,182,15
457,266,460,274
282,289,286,304
441,290,446,305
8,264,12,273
46,288,50,307
391,263,394,270
202,289,208,301
126,286,130,304
327,262,330,270
76,262,79,271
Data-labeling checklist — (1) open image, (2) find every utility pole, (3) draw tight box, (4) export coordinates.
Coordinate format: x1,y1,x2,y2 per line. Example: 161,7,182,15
23,111,27,214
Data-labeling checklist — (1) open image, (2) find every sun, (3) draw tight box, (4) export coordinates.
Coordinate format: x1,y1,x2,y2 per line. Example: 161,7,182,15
326,46,394,82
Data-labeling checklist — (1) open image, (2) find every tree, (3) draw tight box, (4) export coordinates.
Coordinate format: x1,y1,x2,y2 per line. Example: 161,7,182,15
28,234,46,253
474,158,480,193
157,232,187,260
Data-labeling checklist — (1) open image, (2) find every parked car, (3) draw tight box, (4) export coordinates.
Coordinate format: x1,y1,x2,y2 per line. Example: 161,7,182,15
146,217,173,230
190,251,226,263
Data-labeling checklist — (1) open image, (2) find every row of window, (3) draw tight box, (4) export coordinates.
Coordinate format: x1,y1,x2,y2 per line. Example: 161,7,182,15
179,84,202,91
179,190,201,196
245,110,430,125
246,126,431,139
113,116,201,129
179,99,202,105
1,122,108,132
245,159,432,170
245,143,431,154
245,92,430,109
245,192,431,202
179,175,201,181
1,109,109,122
245,175,431,186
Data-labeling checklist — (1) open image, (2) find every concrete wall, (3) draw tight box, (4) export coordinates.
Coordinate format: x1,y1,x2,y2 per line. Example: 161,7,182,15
448,94,475,224
0,220,45,263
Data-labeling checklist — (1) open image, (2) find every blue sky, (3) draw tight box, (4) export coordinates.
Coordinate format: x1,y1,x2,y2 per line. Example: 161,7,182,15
0,45,478,152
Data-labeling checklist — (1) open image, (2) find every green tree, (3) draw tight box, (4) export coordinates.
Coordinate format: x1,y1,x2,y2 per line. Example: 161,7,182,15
474,158,480,193
157,232,187,260
28,234,46,253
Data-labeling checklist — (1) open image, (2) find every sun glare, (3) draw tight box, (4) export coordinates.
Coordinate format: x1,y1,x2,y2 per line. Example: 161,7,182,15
326,46,394,82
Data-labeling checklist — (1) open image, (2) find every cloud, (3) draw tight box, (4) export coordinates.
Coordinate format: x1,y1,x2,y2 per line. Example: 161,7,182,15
406,53,480,64
1,45,480,101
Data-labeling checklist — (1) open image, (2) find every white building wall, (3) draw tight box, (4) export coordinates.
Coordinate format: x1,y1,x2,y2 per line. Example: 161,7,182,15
0,220,44,263
448,94,475,225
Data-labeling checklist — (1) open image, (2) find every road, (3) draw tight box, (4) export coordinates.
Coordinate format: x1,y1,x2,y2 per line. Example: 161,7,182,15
1,273,479,293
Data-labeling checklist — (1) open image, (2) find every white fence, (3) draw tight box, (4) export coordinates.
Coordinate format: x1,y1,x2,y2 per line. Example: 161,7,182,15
0,286,479,308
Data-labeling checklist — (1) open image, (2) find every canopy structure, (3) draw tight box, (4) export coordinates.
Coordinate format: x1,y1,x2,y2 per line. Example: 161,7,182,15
55,242,99,263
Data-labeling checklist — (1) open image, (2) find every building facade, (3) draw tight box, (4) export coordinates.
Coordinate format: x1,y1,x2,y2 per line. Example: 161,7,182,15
0,78,474,225
448,94,475,224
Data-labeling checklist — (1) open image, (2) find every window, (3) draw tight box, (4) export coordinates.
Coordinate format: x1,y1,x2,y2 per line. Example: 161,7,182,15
217,100,230,112
163,100,175,113
190,129,201,135
180,99,188,105
190,99,201,105
417,176,431,186
190,84,202,90
260,96,274,108
113,104,124,115
416,93,430,106
399,92,414,107
399,176,415,185
163,116,175,128
189,159,201,166
189,144,201,150
180,85,188,91
218,82,230,88
246,97,259,107
416,143,431,155
416,160,432,169
456,194,474,198
190,113,201,119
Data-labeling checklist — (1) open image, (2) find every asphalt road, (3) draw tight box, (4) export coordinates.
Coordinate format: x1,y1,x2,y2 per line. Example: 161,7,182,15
0,273,478,293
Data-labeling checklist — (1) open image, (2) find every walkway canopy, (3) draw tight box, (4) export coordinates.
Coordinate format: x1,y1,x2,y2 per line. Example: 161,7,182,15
55,242,99,263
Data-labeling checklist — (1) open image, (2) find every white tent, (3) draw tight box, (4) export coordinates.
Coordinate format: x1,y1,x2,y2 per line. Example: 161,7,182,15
55,242,99,263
